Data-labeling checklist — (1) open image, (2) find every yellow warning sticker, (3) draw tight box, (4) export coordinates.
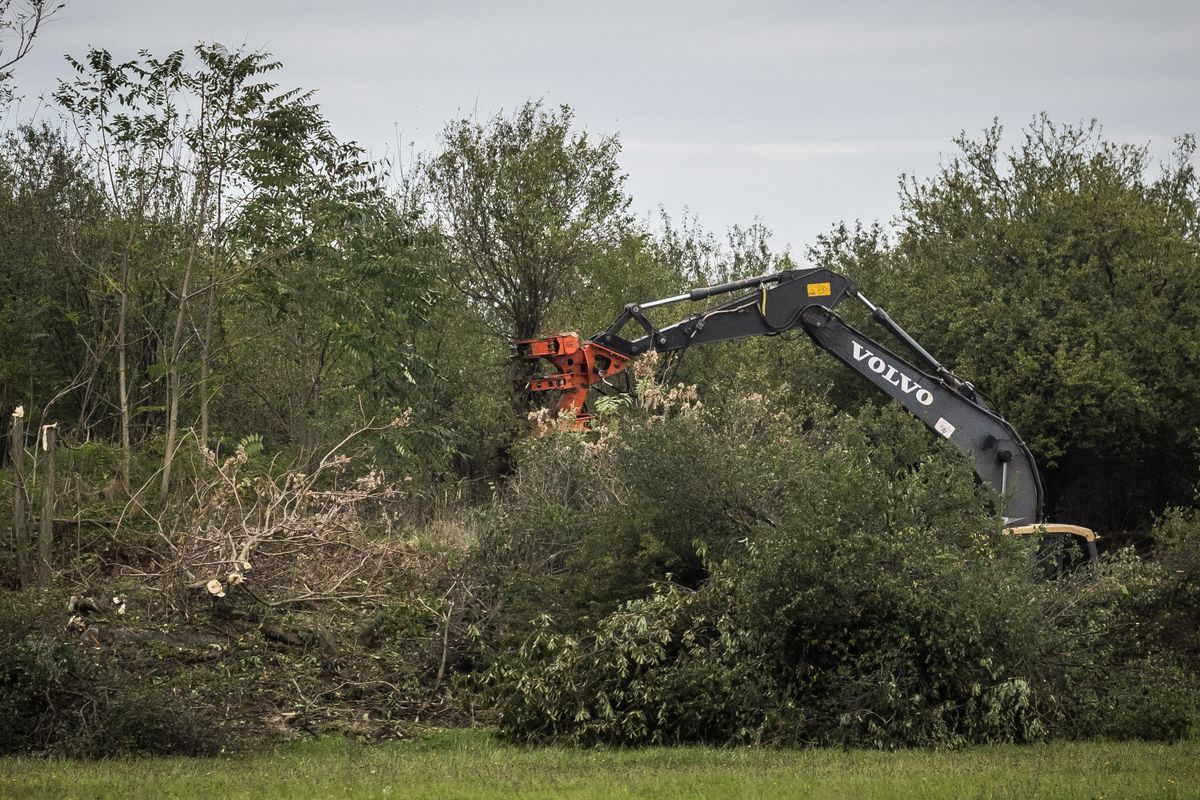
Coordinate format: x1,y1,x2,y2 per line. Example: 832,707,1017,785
807,282,832,297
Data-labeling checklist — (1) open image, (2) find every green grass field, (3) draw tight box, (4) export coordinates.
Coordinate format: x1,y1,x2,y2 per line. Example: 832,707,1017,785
2,730,1196,800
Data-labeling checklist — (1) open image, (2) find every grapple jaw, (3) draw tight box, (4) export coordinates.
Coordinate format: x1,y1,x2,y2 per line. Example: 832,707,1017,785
512,333,631,428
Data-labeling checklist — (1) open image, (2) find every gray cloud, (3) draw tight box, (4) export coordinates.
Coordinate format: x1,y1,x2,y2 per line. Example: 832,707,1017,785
4,0,1197,253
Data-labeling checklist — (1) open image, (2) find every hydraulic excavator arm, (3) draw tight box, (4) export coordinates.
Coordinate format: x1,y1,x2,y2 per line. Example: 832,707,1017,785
513,267,1098,561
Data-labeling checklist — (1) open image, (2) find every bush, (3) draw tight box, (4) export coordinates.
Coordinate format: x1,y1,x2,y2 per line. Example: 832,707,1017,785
0,590,224,757
1147,508,1200,662
487,392,1190,747
1085,656,1199,742
0,593,84,753
488,572,782,746
73,684,224,758
483,389,833,637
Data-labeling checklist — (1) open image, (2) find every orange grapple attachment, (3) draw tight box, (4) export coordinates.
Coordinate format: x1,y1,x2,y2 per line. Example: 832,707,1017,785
512,333,630,428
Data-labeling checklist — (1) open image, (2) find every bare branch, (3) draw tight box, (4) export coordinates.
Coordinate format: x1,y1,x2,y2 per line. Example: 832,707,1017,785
0,1,64,77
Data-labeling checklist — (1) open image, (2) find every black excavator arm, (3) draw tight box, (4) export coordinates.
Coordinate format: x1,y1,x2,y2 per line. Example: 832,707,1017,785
514,267,1097,558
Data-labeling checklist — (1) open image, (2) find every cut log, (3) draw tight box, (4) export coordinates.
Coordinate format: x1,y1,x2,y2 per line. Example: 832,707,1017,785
261,622,305,647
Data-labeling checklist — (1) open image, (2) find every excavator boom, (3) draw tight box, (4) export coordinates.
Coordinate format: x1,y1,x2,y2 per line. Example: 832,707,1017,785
514,267,1096,558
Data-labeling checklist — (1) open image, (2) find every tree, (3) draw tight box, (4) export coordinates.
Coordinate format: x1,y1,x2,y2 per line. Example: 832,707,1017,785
816,117,1200,531
57,46,295,498
0,125,109,438
226,127,437,452
52,44,433,497
428,101,632,342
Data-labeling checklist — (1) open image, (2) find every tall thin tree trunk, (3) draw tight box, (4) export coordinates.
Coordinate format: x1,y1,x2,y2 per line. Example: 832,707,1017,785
198,275,217,448
159,88,217,509
159,246,197,508
117,245,132,489
9,409,29,588
201,154,226,453
159,189,210,508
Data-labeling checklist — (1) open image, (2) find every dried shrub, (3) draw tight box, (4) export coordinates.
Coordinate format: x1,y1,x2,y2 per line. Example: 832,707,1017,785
100,419,455,612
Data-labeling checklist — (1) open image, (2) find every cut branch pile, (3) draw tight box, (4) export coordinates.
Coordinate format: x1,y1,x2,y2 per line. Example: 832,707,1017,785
158,422,426,605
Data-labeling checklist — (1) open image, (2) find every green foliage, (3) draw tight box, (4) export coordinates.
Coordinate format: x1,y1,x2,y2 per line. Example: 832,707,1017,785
1083,655,1200,743
72,684,225,758
0,593,83,753
630,214,815,416
0,43,440,478
0,125,111,426
228,88,438,444
484,389,808,633
428,100,633,341
488,576,771,746
417,99,647,457
814,118,1200,530
1130,509,1200,667
486,392,1198,747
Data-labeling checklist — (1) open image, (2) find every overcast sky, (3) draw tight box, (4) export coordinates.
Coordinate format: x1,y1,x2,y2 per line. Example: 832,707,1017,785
4,0,1198,255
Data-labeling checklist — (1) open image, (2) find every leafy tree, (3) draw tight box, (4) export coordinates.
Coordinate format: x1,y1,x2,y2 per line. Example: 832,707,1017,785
50,44,434,492
421,100,638,447
224,93,436,453
0,125,110,437
56,45,299,493
428,101,633,342
814,118,1200,531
